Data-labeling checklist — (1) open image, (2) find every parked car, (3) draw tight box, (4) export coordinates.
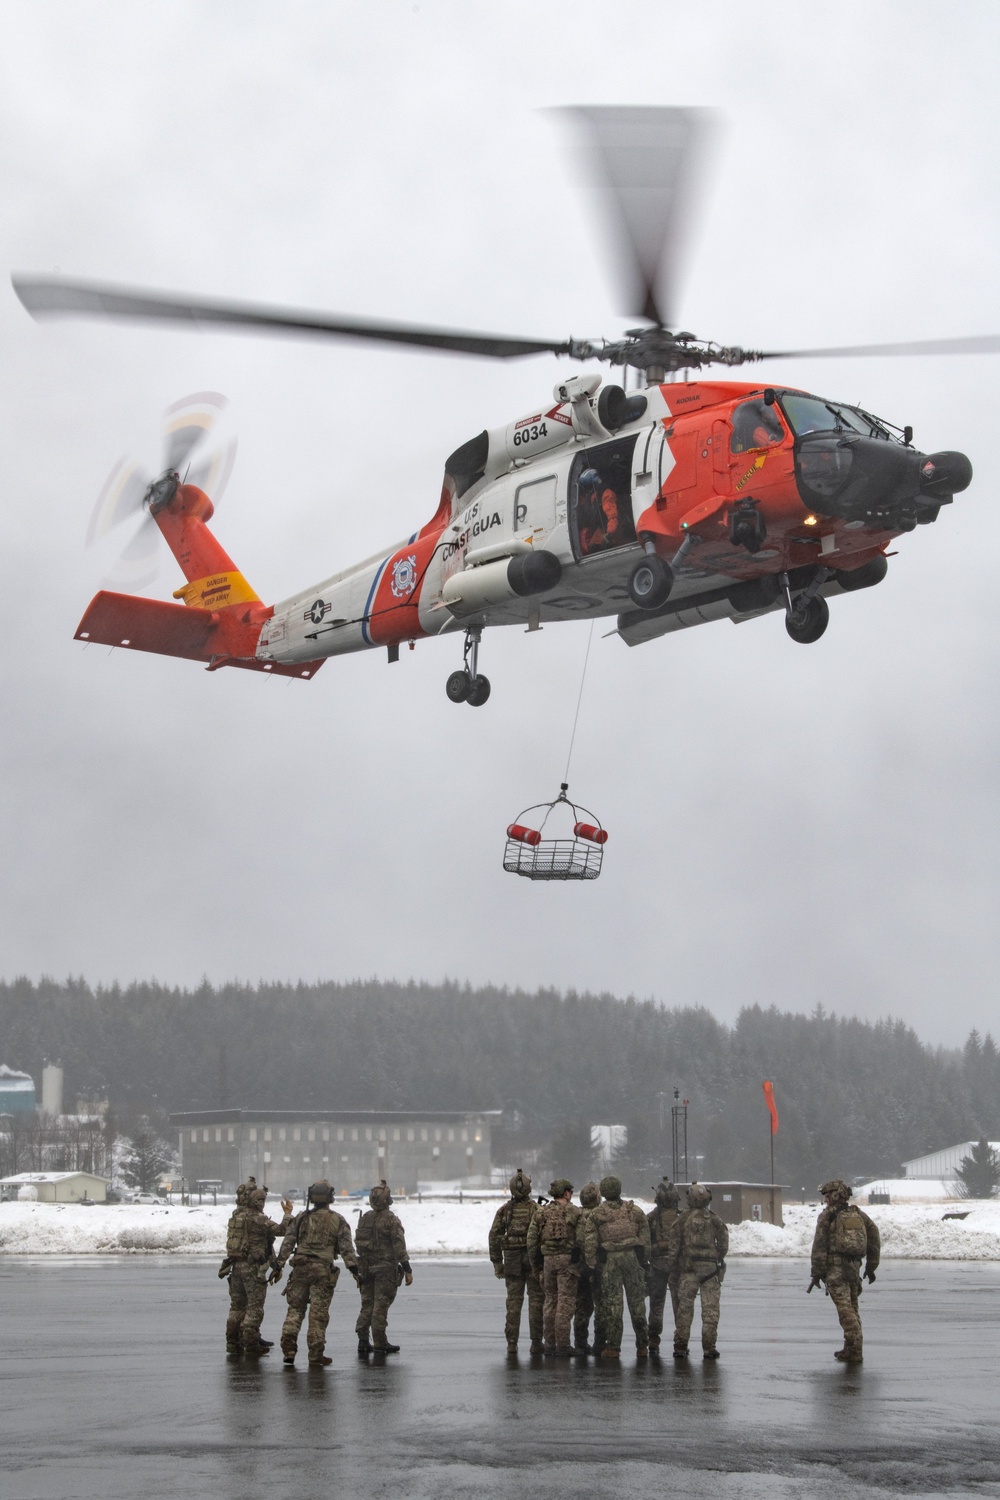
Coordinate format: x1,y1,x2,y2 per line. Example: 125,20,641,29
132,1192,161,1205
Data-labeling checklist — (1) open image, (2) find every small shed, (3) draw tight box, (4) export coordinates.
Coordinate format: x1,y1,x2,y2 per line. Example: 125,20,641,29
0,1171,110,1203
677,1181,783,1227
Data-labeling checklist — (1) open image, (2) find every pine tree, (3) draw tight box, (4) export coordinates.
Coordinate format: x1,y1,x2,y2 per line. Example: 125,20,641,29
955,1139,1000,1199
119,1119,176,1193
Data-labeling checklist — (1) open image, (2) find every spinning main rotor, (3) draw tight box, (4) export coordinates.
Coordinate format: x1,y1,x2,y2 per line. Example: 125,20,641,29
12,106,1000,380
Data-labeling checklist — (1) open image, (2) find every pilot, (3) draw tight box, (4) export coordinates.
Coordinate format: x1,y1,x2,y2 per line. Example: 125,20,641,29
731,400,784,454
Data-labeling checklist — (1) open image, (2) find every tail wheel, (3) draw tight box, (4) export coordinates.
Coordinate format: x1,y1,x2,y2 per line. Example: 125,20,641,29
627,556,673,610
446,669,471,703
467,675,491,707
786,595,829,644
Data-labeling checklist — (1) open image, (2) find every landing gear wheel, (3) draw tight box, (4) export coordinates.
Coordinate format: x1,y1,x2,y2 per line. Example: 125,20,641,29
467,675,491,707
446,669,471,703
785,595,829,644
627,556,673,610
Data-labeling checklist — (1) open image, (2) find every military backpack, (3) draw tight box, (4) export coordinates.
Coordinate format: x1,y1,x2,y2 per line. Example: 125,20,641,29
226,1207,249,1259
829,1205,868,1258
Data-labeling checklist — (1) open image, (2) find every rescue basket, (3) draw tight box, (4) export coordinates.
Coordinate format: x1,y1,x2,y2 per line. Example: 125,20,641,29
503,783,607,881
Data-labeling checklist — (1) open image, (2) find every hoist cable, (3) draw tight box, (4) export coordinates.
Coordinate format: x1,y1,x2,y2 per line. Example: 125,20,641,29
563,620,595,785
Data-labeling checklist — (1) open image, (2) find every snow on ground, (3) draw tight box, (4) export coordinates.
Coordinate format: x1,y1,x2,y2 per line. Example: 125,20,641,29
2,1195,999,1259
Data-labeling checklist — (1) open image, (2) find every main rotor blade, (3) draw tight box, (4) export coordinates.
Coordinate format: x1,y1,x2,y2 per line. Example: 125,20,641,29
563,105,718,329
759,334,1000,360
12,275,572,361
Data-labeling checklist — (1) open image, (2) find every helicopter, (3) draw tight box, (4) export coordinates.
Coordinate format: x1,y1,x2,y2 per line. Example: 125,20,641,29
13,106,990,705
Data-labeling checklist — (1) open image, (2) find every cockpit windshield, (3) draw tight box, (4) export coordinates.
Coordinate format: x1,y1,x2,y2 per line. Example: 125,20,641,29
780,393,894,442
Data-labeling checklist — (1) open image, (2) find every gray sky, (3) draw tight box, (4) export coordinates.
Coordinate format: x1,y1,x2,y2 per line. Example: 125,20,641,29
1,0,998,1047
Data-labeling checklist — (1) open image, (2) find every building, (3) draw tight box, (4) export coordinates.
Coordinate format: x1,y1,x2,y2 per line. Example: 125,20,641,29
902,1142,1000,1180
1,1171,110,1202
677,1182,784,1227
169,1108,499,1195
0,1065,36,1115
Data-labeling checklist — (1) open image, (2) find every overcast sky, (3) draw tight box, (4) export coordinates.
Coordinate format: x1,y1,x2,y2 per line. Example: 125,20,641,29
1,1,998,1048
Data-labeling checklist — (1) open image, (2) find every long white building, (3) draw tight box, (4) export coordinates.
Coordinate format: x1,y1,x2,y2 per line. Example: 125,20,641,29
902,1142,1000,1179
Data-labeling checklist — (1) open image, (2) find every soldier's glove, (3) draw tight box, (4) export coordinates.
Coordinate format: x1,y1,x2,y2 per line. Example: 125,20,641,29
807,1276,822,1294
864,1268,876,1284
492,1263,505,1280
404,1270,414,1287
268,1266,283,1286
349,1265,360,1282
217,1257,235,1280
280,1199,294,1215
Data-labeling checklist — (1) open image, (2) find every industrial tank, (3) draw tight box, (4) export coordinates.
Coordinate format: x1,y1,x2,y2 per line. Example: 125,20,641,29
0,1065,36,1114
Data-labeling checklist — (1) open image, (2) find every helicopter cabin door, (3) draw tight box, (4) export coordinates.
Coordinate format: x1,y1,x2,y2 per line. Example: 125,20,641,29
513,474,558,545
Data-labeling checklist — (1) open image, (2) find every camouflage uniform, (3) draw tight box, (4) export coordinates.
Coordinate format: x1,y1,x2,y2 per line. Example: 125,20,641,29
646,1179,680,1352
573,1181,602,1354
355,1181,412,1354
489,1169,544,1354
810,1179,880,1364
526,1179,581,1355
276,1180,358,1367
667,1183,729,1359
583,1175,650,1358
221,1183,290,1354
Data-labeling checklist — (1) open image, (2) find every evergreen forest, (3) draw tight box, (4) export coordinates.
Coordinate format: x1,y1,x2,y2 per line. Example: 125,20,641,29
1,976,997,1193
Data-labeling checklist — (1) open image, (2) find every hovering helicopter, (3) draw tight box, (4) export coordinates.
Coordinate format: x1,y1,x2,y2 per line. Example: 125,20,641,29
14,107,990,705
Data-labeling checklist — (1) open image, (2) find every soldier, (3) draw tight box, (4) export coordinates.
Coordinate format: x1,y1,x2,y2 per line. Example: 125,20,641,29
354,1180,413,1356
646,1178,681,1356
274,1179,359,1367
809,1178,880,1365
527,1178,581,1357
220,1182,293,1356
583,1174,651,1360
573,1180,602,1355
488,1168,544,1356
667,1182,728,1360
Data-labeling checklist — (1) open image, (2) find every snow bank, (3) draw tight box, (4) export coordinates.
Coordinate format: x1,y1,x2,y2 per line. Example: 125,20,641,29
2,1196,998,1259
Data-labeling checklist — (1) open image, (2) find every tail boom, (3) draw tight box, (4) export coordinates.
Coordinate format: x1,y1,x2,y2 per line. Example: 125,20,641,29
75,591,324,678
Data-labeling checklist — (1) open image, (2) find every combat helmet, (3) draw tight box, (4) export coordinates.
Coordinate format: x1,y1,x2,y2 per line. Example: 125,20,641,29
819,1179,851,1203
654,1178,679,1208
235,1175,258,1207
549,1178,573,1199
599,1175,622,1201
687,1182,712,1209
509,1168,532,1199
369,1179,392,1210
308,1179,335,1205
579,1181,600,1209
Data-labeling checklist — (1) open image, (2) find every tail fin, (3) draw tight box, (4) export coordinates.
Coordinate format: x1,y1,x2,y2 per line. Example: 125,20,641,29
75,481,323,678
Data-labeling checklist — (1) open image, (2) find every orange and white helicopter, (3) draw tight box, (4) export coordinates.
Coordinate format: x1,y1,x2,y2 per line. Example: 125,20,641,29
14,107,990,706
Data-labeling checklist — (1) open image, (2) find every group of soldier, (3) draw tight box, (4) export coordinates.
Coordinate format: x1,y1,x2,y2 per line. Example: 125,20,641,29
221,1175,412,1367
220,1169,881,1369
490,1170,880,1365
489,1170,728,1361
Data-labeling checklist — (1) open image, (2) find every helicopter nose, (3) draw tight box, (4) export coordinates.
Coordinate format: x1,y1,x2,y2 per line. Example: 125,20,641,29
919,450,973,500
795,435,970,527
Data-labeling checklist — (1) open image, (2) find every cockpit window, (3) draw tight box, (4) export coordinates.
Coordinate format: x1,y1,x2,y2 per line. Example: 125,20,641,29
781,394,892,441
730,400,785,455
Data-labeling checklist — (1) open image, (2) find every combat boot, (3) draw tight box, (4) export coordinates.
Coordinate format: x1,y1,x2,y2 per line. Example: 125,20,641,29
308,1353,333,1367
374,1341,400,1354
243,1341,270,1358
599,1348,621,1360
673,1343,689,1361
225,1342,240,1355
636,1346,649,1359
529,1341,544,1356
506,1340,518,1355
358,1339,373,1356
835,1347,863,1364
703,1348,720,1360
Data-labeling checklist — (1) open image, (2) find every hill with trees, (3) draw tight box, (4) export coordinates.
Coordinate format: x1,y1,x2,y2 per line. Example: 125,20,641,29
1,977,996,1191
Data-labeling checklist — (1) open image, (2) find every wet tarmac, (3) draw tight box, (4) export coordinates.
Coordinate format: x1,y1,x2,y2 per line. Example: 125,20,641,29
2,1258,998,1499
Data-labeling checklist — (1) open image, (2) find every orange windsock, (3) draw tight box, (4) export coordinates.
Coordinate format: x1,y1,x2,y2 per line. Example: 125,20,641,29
763,1080,779,1136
